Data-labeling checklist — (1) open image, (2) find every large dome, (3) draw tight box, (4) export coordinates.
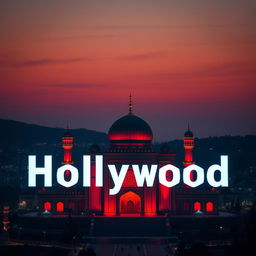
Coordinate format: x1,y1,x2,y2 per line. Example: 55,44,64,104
108,114,153,142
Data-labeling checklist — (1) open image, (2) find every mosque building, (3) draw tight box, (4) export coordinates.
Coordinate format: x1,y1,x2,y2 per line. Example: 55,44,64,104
38,98,218,216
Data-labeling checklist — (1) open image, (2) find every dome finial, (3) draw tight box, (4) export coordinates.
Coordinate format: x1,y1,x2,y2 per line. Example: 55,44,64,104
188,123,190,131
128,93,133,115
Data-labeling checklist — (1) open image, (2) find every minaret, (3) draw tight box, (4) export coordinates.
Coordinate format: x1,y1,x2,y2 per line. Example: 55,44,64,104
183,125,195,167
62,128,74,165
183,125,195,184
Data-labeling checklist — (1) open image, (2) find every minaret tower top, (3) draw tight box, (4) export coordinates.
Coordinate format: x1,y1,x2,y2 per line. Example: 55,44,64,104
183,125,195,167
62,128,74,165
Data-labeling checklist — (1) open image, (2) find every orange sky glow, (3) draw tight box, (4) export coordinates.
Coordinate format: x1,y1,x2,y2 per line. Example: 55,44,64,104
0,0,255,141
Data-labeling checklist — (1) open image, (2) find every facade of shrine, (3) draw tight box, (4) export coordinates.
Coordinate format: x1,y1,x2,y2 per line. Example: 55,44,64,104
38,101,218,216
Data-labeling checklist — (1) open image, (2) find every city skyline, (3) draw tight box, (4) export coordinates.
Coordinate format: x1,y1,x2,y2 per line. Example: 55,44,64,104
0,0,256,141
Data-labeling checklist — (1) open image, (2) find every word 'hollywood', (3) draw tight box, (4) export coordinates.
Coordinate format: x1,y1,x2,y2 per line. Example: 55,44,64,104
28,155,229,195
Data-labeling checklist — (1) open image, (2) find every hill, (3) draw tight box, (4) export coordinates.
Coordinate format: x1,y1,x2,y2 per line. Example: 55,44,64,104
0,119,107,148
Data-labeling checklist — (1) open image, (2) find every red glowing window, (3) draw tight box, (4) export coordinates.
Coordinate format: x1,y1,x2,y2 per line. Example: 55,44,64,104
206,202,214,212
183,202,190,211
194,202,201,211
56,202,64,212
44,202,51,211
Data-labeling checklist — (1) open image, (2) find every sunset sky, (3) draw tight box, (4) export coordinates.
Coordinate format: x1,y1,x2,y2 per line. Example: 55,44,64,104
0,0,255,141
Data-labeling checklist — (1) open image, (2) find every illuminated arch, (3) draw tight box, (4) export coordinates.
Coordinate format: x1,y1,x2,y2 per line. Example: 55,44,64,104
194,201,201,211
206,201,214,212
56,202,64,212
44,202,51,211
119,191,141,214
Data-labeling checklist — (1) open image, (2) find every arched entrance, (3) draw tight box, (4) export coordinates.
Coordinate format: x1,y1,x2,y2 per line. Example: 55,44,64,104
119,191,141,216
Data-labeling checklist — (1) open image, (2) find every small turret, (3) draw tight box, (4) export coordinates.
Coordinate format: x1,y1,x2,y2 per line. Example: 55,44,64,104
183,125,195,167
62,128,74,165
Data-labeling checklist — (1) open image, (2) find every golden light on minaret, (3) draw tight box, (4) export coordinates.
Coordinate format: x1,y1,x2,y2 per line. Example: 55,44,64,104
183,125,195,167
62,128,74,165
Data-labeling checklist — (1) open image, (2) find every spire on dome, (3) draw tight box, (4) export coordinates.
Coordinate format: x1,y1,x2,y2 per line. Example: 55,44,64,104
128,93,133,115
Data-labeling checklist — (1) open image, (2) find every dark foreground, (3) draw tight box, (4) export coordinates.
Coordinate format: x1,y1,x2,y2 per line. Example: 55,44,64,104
0,211,255,256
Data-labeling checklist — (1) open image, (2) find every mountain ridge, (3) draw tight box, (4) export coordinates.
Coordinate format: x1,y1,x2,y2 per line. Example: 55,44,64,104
0,118,108,148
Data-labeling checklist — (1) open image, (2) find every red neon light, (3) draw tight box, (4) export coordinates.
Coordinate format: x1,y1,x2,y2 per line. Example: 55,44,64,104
159,184,170,210
159,165,171,210
63,150,72,163
206,201,214,212
89,164,102,211
144,188,157,216
183,135,195,183
56,202,64,212
194,202,201,211
109,132,152,141
62,135,73,164
104,195,116,216
44,202,51,211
